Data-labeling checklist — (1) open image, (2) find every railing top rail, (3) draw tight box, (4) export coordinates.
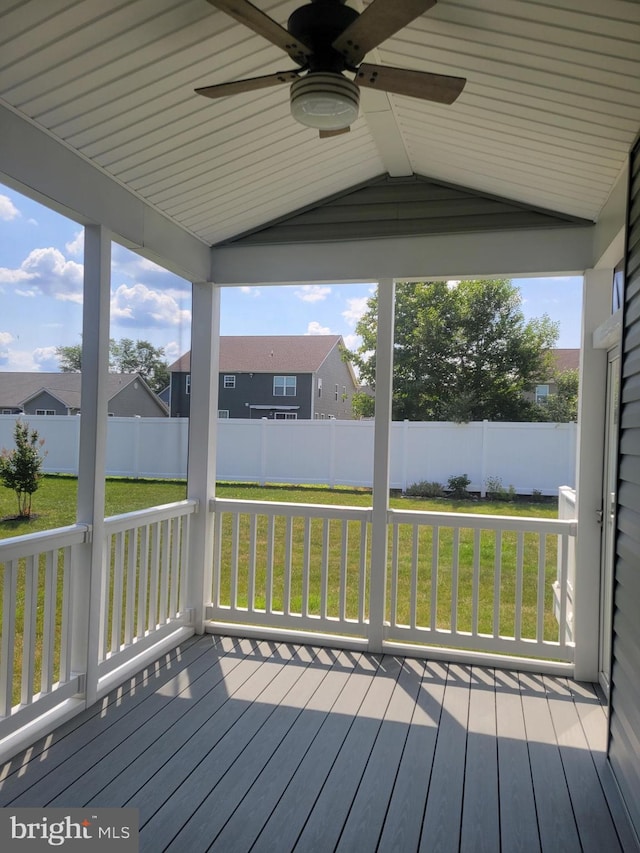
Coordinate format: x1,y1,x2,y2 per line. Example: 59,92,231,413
211,497,372,522
104,499,198,534
388,507,577,535
0,523,90,563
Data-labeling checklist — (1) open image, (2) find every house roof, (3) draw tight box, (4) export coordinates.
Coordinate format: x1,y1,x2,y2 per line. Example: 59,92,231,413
171,335,345,374
551,348,580,373
0,372,152,410
1,0,638,277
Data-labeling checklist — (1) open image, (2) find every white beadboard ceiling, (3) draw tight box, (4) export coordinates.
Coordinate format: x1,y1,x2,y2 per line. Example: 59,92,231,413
1,0,639,247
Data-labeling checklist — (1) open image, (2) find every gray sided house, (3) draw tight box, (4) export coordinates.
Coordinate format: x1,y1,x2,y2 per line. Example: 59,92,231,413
0,372,168,417
169,335,358,420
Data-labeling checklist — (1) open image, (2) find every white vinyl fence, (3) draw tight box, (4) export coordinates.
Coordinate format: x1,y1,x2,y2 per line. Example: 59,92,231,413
0,415,576,495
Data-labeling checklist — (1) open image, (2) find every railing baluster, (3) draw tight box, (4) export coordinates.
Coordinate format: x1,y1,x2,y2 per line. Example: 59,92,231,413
340,520,348,623
430,526,439,631
59,545,73,683
302,517,311,618
148,523,160,631
0,560,18,716
125,529,137,645
284,517,293,616
21,554,38,706
99,535,111,660
137,525,149,638
320,519,330,620
158,519,170,625
169,517,180,619
179,513,190,614
472,528,481,636
266,515,275,614
359,520,368,626
111,531,125,654
230,512,239,610
390,523,399,628
451,528,460,634
558,532,569,650
410,524,419,629
537,533,547,643
248,513,257,614
515,531,524,641
41,550,56,695
492,530,502,638
212,509,222,608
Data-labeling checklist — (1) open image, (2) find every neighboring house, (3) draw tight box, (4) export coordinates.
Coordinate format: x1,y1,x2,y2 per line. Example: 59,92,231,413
169,335,358,420
527,348,580,405
0,372,169,417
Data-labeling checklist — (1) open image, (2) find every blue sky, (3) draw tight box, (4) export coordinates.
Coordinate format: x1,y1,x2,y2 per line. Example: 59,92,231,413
0,183,582,372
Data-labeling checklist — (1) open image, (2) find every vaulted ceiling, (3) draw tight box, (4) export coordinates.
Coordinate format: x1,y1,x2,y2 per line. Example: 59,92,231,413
1,0,639,255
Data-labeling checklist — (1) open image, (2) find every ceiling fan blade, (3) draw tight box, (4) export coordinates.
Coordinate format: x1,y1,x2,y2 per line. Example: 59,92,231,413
356,63,465,104
319,127,350,138
206,0,311,65
333,0,437,66
195,70,300,99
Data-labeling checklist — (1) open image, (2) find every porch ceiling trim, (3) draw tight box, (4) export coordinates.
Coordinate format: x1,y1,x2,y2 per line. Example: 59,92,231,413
210,225,594,285
0,104,211,282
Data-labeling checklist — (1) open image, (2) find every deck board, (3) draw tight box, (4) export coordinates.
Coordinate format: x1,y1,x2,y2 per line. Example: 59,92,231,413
0,634,637,853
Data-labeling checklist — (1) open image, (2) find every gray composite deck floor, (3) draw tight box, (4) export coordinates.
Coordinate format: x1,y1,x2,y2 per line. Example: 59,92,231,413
0,634,638,852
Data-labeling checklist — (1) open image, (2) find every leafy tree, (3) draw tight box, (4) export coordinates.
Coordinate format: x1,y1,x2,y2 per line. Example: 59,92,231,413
351,391,375,419
0,421,47,518
56,338,169,393
349,280,558,422
535,368,579,422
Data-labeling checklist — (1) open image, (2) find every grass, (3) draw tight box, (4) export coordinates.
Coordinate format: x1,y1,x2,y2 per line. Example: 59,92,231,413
0,476,561,706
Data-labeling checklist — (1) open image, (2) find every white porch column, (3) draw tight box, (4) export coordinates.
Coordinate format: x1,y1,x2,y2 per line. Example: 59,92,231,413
73,225,111,706
573,268,612,681
369,279,395,652
186,282,221,633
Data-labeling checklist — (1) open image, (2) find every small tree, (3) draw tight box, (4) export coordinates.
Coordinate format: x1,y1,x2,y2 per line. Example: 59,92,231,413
0,421,47,518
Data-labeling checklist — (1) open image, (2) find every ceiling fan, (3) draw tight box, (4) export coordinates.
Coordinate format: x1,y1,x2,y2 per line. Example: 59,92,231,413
195,0,466,137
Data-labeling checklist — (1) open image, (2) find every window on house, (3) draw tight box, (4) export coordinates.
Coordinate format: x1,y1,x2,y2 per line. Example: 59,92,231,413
335,384,339,400
274,412,297,420
218,410,230,418
2,409,13,414
318,378,322,397
223,375,236,389
274,376,296,396
35,409,56,415
185,374,191,395
535,384,550,404
342,386,346,399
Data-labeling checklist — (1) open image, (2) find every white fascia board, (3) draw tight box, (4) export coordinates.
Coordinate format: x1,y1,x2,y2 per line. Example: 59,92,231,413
0,104,210,282
210,226,594,285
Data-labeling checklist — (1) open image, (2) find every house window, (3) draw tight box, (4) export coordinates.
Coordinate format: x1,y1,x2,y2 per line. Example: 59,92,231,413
335,384,339,401
223,375,236,389
185,375,191,395
2,409,12,414
218,410,230,418
274,412,297,420
274,376,296,396
535,384,550,404
35,409,55,415
318,378,322,397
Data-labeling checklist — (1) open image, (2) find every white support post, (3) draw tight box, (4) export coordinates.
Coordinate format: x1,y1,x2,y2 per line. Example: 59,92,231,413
368,279,395,652
573,268,611,681
186,282,221,633
73,225,111,706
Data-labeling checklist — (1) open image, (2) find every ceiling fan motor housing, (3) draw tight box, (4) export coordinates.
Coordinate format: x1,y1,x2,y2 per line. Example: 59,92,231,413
290,72,360,130
288,0,360,72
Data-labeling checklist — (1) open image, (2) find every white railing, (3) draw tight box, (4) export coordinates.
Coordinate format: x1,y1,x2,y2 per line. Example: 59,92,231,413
209,499,371,639
0,524,89,740
98,500,197,680
556,486,577,641
386,509,576,662
208,500,577,663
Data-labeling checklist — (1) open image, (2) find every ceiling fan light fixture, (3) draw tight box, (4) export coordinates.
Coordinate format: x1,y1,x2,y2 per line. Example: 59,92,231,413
290,73,359,130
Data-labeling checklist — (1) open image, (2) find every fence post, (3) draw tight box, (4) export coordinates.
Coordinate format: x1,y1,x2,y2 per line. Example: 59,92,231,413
329,416,336,488
401,420,409,493
480,420,489,497
260,418,268,486
369,279,395,653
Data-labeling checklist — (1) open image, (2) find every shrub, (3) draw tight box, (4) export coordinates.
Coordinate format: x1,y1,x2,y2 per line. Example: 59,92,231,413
0,421,47,518
485,475,516,502
405,480,445,498
447,473,471,499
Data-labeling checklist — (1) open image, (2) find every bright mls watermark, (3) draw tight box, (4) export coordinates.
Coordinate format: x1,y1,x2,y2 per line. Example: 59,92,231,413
0,808,138,850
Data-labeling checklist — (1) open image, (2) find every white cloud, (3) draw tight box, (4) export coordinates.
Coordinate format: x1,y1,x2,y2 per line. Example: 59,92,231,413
306,321,332,336
0,194,20,221
111,283,191,328
240,286,261,296
0,247,83,302
342,333,360,352
0,332,14,346
33,346,60,369
342,296,369,326
294,285,331,303
65,230,84,256
15,288,37,298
